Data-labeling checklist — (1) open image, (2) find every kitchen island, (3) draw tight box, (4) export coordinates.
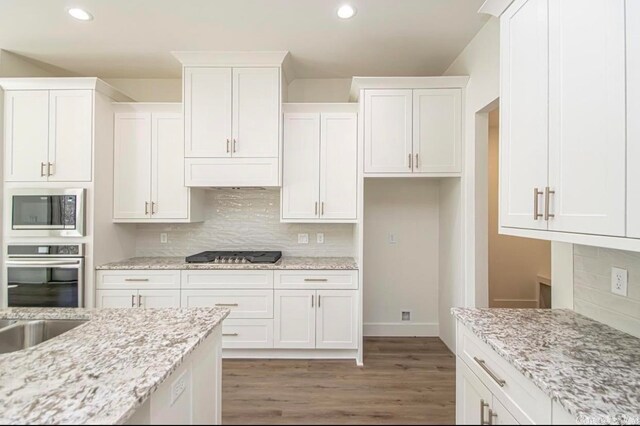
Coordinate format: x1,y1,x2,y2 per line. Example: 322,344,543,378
0,307,229,425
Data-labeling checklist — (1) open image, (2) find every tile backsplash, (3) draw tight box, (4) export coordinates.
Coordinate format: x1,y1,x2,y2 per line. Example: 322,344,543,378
134,188,355,257
574,245,640,338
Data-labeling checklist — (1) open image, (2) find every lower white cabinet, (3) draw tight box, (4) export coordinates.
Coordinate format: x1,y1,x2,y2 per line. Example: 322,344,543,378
222,319,274,349
95,289,181,308
274,289,358,350
457,360,494,425
181,289,274,319
95,270,182,308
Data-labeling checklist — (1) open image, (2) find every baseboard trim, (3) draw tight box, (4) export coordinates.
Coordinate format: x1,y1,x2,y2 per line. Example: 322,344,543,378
363,322,439,337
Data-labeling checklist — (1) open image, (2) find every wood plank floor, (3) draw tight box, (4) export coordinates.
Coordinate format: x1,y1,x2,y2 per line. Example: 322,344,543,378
222,337,456,425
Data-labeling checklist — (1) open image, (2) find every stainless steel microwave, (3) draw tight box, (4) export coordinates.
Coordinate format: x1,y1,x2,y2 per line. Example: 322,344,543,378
8,188,85,237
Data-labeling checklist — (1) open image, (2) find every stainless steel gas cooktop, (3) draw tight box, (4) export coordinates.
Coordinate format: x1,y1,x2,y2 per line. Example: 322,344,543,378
185,251,282,264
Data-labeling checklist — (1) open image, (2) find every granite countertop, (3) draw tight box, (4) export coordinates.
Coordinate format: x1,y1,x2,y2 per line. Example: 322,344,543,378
0,307,229,425
452,308,640,425
96,256,359,270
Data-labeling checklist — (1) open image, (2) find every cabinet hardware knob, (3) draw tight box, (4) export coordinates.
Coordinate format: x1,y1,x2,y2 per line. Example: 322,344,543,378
311,295,314,308
544,187,555,220
415,153,419,169
145,202,149,215
226,139,230,153
315,201,318,215
138,294,142,307
48,162,54,176
233,139,237,153
474,357,506,387
480,399,490,425
40,162,47,177
131,295,136,308
321,201,325,216
533,188,544,220
151,202,157,215
318,295,321,308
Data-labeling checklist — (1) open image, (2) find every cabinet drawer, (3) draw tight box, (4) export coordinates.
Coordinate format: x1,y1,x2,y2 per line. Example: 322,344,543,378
274,270,358,289
222,319,274,349
457,322,551,425
181,290,273,319
96,270,181,290
181,270,274,289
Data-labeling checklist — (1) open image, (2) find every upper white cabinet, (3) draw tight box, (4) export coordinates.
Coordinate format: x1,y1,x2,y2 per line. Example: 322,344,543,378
176,52,286,187
113,103,203,223
499,0,633,246
359,82,464,176
281,104,357,222
4,89,93,182
627,0,640,239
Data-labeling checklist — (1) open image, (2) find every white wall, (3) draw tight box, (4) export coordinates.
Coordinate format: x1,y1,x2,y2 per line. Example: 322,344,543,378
574,245,640,338
363,179,440,337
0,50,74,77
287,78,351,103
488,113,551,308
439,17,500,347
103,78,182,102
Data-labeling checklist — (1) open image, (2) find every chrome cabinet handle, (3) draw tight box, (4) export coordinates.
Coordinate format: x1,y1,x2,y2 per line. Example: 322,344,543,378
408,153,412,169
415,153,419,169
304,278,328,282
48,162,54,176
138,295,142,307
315,201,318,215
321,202,325,216
318,295,321,308
489,409,497,425
226,139,230,153
474,357,506,387
131,295,135,308
311,295,314,308
215,303,239,307
223,333,238,337
145,202,149,215
480,399,490,425
544,187,555,220
40,162,47,177
533,188,543,220
233,139,237,153
151,202,157,215
124,278,149,282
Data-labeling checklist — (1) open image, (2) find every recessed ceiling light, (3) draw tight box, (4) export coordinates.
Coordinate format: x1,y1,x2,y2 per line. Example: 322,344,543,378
68,8,93,21
337,4,357,19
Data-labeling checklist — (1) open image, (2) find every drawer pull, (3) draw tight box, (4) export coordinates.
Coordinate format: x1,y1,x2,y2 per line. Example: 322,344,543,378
304,278,328,282
125,278,149,282
223,333,238,337
480,399,489,425
489,409,497,425
474,357,506,387
215,303,239,307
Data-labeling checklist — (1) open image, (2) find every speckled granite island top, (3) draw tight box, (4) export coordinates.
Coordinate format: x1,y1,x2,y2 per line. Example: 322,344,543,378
96,256,359,270
0,307,229,425
452,308,640,425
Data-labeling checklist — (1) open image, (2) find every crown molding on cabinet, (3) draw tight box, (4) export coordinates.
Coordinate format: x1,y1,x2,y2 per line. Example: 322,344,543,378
478,0,516,17
0,77,131,102
349,76,469,101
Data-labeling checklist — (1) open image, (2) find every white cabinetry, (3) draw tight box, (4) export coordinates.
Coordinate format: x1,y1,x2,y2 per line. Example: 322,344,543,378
4,89,93,182
362,85,462,176
273,289,316,349
113,104,203,222
281,104,357,222
95,270,181,308
457,361,494,425
627,0,640,239
500,0,633,245
176,51,285,188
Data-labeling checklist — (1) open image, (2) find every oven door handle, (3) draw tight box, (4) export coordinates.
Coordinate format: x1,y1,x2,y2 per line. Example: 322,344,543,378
6,260,82,267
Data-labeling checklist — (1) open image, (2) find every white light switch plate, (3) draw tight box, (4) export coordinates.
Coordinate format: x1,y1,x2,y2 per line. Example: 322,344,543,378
298,233,309,244
316,233,324,244
611,267,628,297
160,233,168,244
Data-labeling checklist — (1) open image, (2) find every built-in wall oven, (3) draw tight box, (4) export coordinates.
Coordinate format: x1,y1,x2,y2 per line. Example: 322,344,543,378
5,244,84,308
7,188,85,237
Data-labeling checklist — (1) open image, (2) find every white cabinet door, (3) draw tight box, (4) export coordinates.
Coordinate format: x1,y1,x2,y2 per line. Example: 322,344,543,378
184,67,232,158
95,289,136,308
315,290,358,349
547,0,626,236
4,90,49,182
274,290,316,349
138,289,181,308
364,89,412,173
320,113,357,220
113,113,152,219
627,0,640,238
456,360,493,425
281,113,320,219
152,112,188,219
232,67,279,158
413,89,462,173
48,90,93,182
491,397,520,425
499,0,549,230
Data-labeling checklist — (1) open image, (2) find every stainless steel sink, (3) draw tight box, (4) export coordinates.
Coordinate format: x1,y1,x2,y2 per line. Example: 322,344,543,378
0,319,16,329
0,319,88,354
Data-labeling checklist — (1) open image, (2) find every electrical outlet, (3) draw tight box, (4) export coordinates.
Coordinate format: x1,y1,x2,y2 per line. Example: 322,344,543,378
611,267,628,296
160,233,168,244
298,233,309,244
170,370,189,406
316,233,325,244
388,233,397,244
401,310,412,321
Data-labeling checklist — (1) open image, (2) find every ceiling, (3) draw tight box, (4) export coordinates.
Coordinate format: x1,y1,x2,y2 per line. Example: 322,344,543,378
0,0,488,79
